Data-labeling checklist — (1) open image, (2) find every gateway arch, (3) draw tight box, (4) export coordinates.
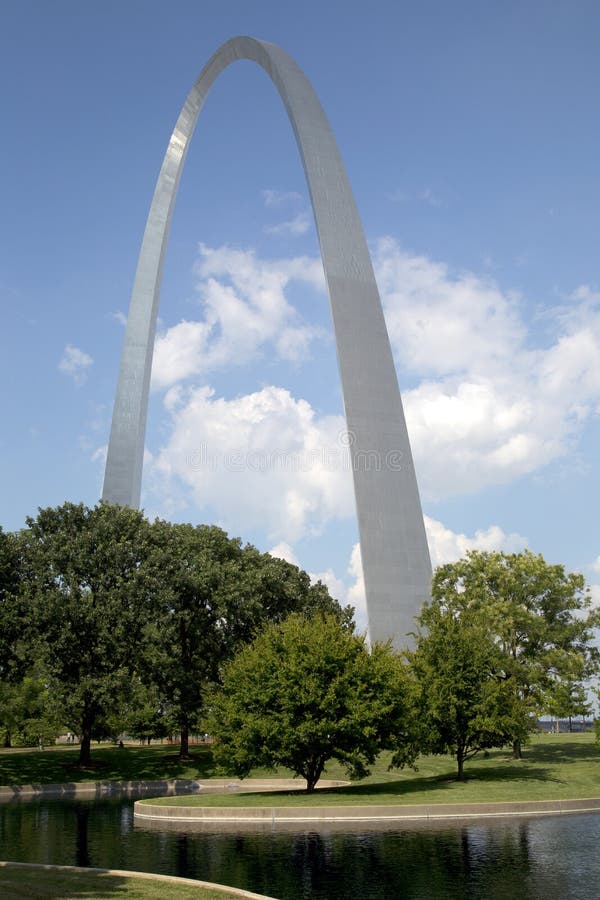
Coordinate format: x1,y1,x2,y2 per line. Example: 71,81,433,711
102,36,431,646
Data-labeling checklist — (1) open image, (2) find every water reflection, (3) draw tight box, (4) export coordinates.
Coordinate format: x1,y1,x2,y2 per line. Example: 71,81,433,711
1,797,598,899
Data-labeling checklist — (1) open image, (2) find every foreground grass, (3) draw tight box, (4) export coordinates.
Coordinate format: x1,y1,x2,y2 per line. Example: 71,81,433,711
0,864,255,899
147,733,600,808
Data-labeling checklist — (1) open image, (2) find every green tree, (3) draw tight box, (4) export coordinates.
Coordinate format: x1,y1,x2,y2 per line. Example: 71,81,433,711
141,522,344,759
546,678,591,732
209,613,413,791
20,502,155,765
0,674,60,747
402,600,528,779
0,527,27,747
431,550,599,758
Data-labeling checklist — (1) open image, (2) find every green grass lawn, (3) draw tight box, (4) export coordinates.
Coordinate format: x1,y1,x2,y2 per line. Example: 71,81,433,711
0,864,260,899
0,743,219,787
144,733,600,808
2,734,600,811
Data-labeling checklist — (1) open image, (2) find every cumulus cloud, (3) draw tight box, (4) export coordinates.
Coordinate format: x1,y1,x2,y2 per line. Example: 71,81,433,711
424,515,528,568
148,385,353,543
269,542,348,620
345,519,527,631
146,238,600,543
151,244,324,390
58,344,93,385
346,543,367,631
375,237,525,379
268,542,299,566
591,556,600,573
267,513,525,639
373,239,600,499
269,540,368,633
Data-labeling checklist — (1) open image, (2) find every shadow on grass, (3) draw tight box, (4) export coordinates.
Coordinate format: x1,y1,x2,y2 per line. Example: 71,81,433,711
211,763,563,805
523,739,600,766
0,863,128,899
315,764,562,800
0,745,218,788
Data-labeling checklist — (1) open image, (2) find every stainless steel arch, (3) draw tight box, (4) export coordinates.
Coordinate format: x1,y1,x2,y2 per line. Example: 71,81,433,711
102,36,431,646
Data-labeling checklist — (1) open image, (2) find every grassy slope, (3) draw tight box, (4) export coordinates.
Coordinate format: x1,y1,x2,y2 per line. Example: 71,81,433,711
147,733,600,808
0,865,254,899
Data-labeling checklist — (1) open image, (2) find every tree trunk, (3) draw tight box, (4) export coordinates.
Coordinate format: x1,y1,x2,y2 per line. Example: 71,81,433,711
179,724,190,759
79,725,93,766
304,757,325,792
512,739,522,760
3,729,11,748
568,716,572,733
457,753,465,781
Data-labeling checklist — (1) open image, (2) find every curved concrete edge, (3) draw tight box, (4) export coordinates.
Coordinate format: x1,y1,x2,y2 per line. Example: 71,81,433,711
0,777,348,803
134,796,600,826
0,861,276,899
0,778,203,803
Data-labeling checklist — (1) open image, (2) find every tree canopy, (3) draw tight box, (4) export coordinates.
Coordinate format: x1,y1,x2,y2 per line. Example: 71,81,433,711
428,550,599,757
403,599,528,778
3,503,345,762
18,502,156,764
139,520,344,758
209,613,413,791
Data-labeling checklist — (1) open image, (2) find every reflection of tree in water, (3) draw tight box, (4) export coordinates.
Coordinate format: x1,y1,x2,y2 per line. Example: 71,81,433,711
175,834,191,878
74,805,90,868
0,800,593,898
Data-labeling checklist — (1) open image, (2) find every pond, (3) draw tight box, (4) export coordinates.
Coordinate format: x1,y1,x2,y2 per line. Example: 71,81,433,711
1,796,599,899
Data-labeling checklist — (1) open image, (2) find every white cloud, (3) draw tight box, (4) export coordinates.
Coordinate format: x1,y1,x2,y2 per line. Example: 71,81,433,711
91,445,107,465
269,541,358,625
269,513,524,640
268,542,299,566
58,344,93,385
148,385,353,543
261,189,311,237
424,515,528,568
342,519,526,634
346,542,367,632
151,244,324,390
146,239,600,540
590,556,600,574
264,212,311,237
373,238,600,499
589,584,600,611
262,189,303,208
375,237,525,378
309,567,347,604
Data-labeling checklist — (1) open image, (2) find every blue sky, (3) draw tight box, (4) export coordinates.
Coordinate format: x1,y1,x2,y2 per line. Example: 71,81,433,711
2,0,600,630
